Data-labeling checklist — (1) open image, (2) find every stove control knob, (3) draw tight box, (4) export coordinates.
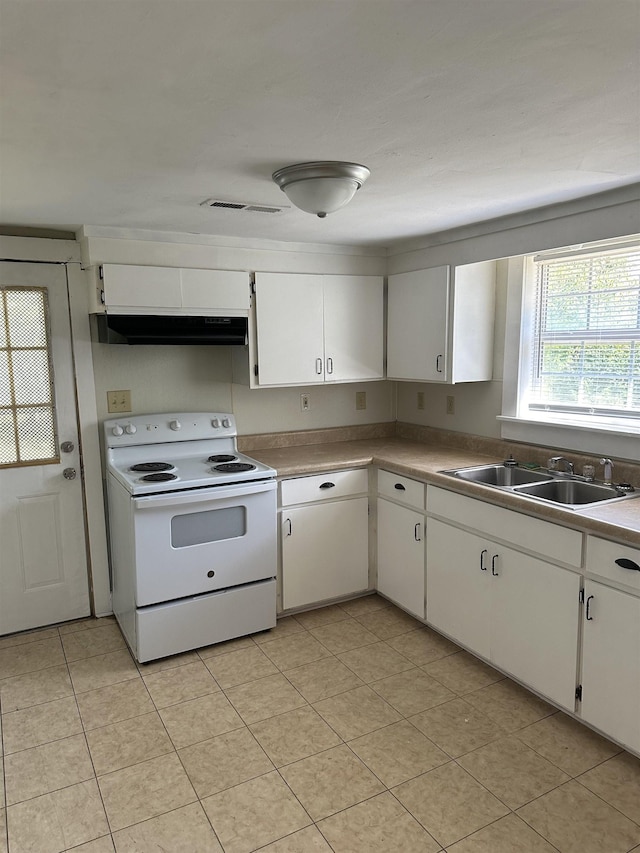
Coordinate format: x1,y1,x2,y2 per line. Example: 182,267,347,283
211,418,220,428
112,425,124,437
169,420,181,431
124,424,137,435
222,418,231,428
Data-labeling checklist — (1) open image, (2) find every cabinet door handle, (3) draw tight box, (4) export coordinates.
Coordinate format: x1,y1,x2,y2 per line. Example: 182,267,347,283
436,354,443,373
491,554,499,576
394,483,406,491
615,558,640,572
480,549,488,571
316,358,323,374
414,522,422,542
326,357,333,375
586,594,594,620
284,518,292,536
319,482,335,490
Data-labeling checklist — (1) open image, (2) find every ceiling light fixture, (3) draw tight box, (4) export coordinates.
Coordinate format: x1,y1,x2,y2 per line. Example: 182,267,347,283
271,161,370,218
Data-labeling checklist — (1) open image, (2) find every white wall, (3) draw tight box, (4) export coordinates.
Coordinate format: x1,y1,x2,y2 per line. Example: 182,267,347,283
393,187,640,441
83,229,394,433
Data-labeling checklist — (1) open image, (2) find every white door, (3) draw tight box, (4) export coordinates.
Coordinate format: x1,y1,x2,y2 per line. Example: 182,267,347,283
490,547,580,711
581,580,640,753
323,275,384,382
0,262,90,635
426,518,491,657
387,266,449,382
254,272,325,385
377,498,425,618
282,498,369,610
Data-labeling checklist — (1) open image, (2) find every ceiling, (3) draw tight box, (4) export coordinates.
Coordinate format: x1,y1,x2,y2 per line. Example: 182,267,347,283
1,0,639,248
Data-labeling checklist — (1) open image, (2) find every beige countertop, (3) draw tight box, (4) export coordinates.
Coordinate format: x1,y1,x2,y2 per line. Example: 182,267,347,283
250,437,640,548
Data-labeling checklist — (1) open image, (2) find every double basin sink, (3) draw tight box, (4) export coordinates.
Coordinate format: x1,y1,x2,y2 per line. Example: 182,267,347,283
441,463,635,510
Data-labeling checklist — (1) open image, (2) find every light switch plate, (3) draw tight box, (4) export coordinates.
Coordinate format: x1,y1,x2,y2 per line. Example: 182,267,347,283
107,390,132,413
355,391,367,410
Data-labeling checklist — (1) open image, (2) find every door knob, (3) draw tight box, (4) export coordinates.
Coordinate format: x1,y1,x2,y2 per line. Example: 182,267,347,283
61,441,75,453
63,468,77,480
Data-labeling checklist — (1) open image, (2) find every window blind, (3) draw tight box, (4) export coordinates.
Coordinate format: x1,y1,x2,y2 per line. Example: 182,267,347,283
529,248,640,420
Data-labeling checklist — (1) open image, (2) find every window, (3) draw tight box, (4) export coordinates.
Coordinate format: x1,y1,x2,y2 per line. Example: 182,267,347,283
527,246,640,421
0,287,58,467
500,239,640,460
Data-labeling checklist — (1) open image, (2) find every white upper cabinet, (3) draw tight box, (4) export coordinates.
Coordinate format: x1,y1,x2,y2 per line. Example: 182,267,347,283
387,261,496,383
323,275,384,382
254,273,325,385
91,264,250,316
252,272,384,387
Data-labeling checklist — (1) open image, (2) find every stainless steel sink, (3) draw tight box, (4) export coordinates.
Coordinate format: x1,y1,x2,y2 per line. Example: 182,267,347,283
440,462,635,510
450,464,553,487
513,480,623,505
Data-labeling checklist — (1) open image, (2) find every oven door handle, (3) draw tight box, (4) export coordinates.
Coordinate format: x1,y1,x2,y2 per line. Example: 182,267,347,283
133,479,276,509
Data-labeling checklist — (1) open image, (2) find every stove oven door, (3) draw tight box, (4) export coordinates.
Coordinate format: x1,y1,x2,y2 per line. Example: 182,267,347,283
132,480,277,606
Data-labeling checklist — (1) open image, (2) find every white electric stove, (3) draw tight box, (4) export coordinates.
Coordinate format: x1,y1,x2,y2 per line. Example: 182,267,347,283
104,412,277,662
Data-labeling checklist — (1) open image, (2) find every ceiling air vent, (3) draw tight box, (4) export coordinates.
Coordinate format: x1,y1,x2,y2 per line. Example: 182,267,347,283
201,198,289,215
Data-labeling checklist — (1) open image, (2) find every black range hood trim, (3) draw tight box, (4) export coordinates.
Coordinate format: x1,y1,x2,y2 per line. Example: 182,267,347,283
93,314,248,346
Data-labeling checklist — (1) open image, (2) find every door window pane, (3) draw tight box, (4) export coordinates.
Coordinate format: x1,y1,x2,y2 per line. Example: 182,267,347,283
0,287,57,467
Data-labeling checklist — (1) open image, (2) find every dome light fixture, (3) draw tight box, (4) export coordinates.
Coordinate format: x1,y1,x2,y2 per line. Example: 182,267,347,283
271,161,370,218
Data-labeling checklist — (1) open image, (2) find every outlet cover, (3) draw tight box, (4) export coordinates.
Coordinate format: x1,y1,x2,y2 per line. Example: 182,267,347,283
446,395,455,415
417,391,425,410
300,393,311,411
355,391,367,410
107,390,132,414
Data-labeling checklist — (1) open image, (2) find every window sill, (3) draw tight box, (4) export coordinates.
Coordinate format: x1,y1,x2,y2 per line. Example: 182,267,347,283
498,415,640,462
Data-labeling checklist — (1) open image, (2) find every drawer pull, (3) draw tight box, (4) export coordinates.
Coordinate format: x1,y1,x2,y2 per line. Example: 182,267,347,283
615,558,640,572
394,483,406,491
491,554,499,576
480,549,488,571
319,482,335,490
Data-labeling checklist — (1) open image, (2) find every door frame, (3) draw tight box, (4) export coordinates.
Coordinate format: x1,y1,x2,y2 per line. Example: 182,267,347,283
0,235,111,617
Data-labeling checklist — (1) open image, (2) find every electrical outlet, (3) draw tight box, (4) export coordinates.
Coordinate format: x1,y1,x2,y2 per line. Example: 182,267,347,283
300,393,311,412
107,390,132,414
355,391,367,410
417,391,425,410
446,395,455,415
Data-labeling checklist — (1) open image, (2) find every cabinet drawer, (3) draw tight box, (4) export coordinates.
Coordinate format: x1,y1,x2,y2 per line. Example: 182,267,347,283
586,536,640,592
427,486,582,567
378,470,425,510
280,469,368,506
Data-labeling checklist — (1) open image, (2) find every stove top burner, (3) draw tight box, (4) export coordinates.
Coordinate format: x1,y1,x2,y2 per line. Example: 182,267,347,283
130,462,174,472
140,472,178,482
212,462,256,473
207,454,237,463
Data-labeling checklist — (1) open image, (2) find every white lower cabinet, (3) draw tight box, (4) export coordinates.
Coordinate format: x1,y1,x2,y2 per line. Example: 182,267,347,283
280,470,369,610
426,519,491,658
426,490,582,711
376,470,426,619
581,580,640,753
377,498,425,619
490,544,580,711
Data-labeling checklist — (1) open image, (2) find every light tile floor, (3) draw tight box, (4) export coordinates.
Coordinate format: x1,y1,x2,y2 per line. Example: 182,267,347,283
1,596,639,853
